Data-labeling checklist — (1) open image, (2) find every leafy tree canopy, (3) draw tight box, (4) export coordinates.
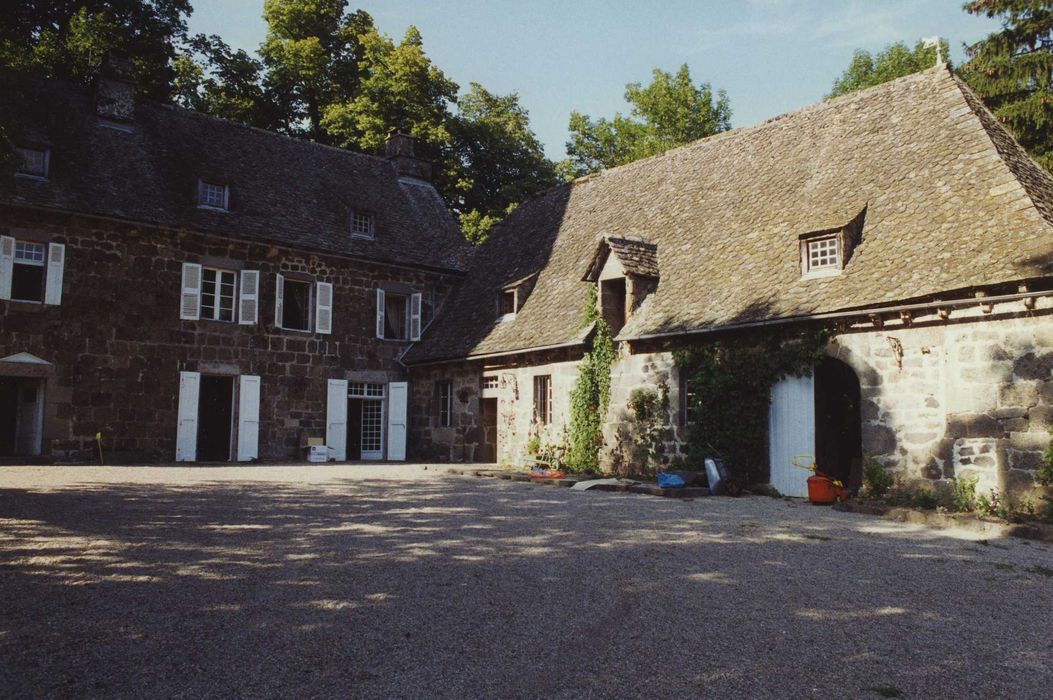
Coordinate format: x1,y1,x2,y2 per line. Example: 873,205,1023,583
827,38,950,98
562,64,731,177
960,0,1053,172
0,0,192,100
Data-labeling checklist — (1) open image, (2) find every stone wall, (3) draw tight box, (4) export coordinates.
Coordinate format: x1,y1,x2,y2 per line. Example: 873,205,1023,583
409,355,580,465
0,206,457,461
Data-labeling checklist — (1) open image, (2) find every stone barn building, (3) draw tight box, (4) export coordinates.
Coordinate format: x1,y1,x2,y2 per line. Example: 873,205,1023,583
4,63,1053,500
404,66,1053,500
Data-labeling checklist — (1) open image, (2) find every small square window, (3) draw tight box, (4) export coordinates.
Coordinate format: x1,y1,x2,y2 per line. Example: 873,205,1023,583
351,211,375,239
197,181,229,211
437,381,453,427
200,268,237,322
802,235,841,276
481,376,499,391
11,241,46,302
282,278,312,331
14,147,49,179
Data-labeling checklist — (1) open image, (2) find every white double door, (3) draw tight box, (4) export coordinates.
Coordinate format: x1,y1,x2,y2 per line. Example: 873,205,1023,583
325,380,407,462
175,372,260,462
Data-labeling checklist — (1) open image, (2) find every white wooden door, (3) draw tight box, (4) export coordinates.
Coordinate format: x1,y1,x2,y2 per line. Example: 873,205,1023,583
326,379,348,461
768,373,815,498
236,375,260,461
387,381,408,461
176,371,201,461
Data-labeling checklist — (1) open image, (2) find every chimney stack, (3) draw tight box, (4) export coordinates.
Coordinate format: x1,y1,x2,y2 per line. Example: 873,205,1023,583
385,132,432,181
95,53,136,123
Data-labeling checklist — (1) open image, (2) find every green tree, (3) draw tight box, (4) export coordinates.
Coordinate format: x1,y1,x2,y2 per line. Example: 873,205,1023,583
827,38,950,98
174,34,279,129
562,64,731,177
259,0,373,141
321,26,458,155
447,83,556,242
0,0,192,99
960,0,1053,172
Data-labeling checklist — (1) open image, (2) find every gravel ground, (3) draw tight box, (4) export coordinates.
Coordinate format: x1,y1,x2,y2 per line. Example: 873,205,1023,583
2,464,1052,699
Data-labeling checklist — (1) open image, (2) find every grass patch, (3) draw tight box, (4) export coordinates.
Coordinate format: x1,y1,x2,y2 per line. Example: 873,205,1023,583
869,686,904,698
1028,565,1053,577
801,533,833,541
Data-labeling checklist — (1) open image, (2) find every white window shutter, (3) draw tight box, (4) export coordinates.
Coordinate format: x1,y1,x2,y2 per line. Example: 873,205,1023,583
175,371,200,461
43,243,65,305
180,263,202,320
239,270,259,325
315,281,333,335
387,381,408,461
237,375,261,461
326,379,348,461
274,273,284,328
0,235,14,300
409,292,422,341
375,288,386,339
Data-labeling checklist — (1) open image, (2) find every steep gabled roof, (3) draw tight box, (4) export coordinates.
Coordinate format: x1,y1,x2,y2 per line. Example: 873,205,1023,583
2,78,467,272
408,66,1053,364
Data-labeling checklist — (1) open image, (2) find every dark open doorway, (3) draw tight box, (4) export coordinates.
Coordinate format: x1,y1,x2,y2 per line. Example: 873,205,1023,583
347,398,363,460
478,397,498,463
197,375,234,461
814,357,863,490
0,376,44,458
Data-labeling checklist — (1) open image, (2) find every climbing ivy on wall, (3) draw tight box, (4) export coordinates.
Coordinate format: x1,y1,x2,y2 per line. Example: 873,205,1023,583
674,328,829,483
566,290,616,473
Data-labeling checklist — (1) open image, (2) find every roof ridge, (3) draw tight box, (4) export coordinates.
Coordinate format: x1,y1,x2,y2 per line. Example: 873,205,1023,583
567,65,953,187
945,71,1053,230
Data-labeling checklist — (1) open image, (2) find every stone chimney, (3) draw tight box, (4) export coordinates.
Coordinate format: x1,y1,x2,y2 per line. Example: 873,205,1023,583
385,132,432,181
95,53,136,123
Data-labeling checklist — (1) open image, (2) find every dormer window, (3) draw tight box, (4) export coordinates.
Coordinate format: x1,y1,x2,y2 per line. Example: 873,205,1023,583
14,147,49,179
351,210,375,239
801,234,842,278
197,180,229,211
497,289,517,320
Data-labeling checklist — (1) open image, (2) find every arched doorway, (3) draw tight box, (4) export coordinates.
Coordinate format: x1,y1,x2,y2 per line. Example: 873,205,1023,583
813,357,863,490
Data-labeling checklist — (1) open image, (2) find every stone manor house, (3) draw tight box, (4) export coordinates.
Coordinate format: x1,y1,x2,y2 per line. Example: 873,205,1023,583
4,63,1053,499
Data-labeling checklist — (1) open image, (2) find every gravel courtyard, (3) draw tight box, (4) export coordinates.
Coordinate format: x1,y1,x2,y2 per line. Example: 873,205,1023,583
2,465,1052,699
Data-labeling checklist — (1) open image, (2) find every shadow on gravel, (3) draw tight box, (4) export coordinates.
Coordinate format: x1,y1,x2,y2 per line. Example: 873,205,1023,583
1,478,1052,698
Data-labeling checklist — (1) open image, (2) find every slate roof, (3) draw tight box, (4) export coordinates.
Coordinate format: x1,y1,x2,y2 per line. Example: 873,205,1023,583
2,78,467,272
593,236,660,279
408,66,1053,364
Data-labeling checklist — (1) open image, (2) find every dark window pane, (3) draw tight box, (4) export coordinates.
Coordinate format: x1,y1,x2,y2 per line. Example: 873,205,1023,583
283,280,311,331
384,294,407,339
11,263,44,302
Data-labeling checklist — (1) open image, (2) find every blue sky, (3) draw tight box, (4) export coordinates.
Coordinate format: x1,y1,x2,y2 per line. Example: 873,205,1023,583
188,1,1003,160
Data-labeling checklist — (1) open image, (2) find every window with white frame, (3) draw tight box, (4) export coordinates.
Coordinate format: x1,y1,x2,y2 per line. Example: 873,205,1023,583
11,241,46,302
533,374,552,425
481,376,499,391
437,380,452,427
200,268,237,322
197,180,229,211
802,235,841,275
351,210,375,239
282,278,312,331
14,147,49,179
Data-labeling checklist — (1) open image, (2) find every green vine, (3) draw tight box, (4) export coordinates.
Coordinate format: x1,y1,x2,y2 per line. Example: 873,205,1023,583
566,289,615,473
628,384,670,469
674,328,829,483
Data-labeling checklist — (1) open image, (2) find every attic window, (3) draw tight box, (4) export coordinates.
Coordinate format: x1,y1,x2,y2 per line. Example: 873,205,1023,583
351,211,375,239
14,147,49,179
197,180,229,211
801,234,842,277
497,289,517,320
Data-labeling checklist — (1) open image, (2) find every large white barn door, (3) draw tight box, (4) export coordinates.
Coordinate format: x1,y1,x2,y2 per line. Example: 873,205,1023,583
387,382,408,461
326,379,348,461
176,371,200,462
768,373,815,498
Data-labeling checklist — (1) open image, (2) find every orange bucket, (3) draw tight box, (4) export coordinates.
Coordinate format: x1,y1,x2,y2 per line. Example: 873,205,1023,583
807,475,846,504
